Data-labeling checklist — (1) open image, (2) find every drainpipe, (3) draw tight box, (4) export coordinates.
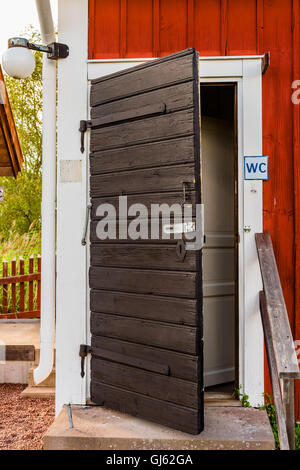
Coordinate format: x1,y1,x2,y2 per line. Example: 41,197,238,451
33,0,56,385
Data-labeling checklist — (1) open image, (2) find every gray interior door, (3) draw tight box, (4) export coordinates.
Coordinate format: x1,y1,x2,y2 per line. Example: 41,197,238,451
89,49,203,435
202,116,235,387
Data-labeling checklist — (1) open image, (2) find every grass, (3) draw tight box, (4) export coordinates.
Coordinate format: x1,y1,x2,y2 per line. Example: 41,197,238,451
0,230,41,266
236,387,300,450
0,231,41,315
296,421,300,450
258,394,280,450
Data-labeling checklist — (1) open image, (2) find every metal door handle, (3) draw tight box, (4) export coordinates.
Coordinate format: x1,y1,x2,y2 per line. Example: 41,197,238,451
81,204,91,246
182,181,192,206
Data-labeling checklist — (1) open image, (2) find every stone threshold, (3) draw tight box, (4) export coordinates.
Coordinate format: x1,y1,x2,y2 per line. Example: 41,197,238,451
44,404,275,450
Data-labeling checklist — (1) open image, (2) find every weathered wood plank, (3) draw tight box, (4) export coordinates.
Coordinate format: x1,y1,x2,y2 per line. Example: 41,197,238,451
90,110,194,152
90,244,196,271
90,290,198,326
91,102,167,128
5,345,35,362
90,164,194,197
283,378,295,450
259,291,290,450
11,259,16,313
90,217,197,244
0,310,40,319
90,136,194,174
91,82,193,121
91,357,198,408
19,258,25,312
28,256,34,312
255,232,300,375
91,381,202,435
91,348,170,375
91,192,197,219
2,260,8,314
0,272,41,285
91,336,199,381
91,51,195,106
91,313,200,354
89,267,197,298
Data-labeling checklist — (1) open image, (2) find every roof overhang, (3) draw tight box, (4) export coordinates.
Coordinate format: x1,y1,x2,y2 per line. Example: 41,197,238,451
0,66,23,178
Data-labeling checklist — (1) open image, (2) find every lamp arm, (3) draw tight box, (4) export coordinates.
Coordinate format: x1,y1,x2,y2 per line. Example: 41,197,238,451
8,37,69,61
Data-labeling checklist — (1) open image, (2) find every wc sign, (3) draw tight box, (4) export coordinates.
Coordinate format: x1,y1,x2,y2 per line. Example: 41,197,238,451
244,156,269,180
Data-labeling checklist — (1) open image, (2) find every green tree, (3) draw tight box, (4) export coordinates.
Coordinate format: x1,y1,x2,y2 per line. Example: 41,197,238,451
0,26,42,242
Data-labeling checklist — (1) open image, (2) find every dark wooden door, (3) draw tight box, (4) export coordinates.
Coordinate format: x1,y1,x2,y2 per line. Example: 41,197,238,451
89,49,203,435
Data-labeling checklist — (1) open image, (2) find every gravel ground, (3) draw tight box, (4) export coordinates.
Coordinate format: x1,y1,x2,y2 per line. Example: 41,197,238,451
0,384,55,450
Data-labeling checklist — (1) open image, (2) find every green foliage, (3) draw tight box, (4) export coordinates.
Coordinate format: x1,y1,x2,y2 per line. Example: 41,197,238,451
258,394,280,450
248,391,300,451
235,388,300,450
259,393,300,450
0,230,41,265
295,421,300,450
0,231,41,315
0,26,42,241
234,385,251,408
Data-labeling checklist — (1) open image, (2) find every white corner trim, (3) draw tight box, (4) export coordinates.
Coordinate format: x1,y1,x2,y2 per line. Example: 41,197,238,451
56,0,88,415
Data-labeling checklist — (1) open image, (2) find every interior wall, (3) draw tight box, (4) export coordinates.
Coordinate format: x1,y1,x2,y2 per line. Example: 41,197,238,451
201,86,236,388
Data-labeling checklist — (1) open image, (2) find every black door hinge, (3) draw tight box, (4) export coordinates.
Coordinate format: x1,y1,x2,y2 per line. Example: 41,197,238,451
79,344,92,378
79,120,92,154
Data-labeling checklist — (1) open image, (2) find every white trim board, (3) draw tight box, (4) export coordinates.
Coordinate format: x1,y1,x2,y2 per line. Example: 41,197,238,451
56,0,89,414
87,57,248,81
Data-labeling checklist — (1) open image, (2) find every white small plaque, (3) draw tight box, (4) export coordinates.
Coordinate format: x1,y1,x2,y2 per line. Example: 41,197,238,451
60,160,82,183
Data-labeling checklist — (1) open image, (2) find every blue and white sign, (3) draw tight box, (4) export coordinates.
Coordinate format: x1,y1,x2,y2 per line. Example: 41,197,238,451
244,156,268,180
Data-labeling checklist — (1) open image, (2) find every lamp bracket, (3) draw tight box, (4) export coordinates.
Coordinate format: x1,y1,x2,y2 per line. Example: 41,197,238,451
8,37,69,60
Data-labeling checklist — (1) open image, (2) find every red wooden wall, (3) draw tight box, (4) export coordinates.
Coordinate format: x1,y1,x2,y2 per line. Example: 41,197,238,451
89,0,300,418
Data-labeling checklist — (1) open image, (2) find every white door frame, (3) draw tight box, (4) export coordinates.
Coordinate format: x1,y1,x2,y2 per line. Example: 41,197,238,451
57,0,264,414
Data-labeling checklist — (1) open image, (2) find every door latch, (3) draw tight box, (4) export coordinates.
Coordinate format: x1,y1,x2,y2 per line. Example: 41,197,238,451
163,221,196,235
82,204,92,246
182,181,193,207
79,120,92,153
79,344,92,378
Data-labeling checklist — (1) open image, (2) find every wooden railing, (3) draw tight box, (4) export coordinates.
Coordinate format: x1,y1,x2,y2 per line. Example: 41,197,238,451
0,256,41,319
256,232,300,450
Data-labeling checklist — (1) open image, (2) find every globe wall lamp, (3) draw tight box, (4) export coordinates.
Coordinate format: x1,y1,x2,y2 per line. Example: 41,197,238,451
2,37,69,79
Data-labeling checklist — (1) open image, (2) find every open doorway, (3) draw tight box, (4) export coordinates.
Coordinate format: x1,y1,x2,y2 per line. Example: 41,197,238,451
201,84,238,396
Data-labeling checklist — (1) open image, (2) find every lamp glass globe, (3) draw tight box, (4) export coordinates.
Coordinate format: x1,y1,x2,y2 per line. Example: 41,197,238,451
2,47,36,79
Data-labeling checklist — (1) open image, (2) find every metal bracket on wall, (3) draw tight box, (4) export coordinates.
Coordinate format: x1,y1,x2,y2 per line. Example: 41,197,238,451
79,344,92,378
262,52,270,75
81,204,92,246
79,120,92,153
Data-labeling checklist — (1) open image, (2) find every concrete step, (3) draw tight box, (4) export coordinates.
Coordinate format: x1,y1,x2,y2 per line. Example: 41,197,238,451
43,405,275,450
21,360,56,398
204,392,241,407
21,386,55,399
28,367,55,387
